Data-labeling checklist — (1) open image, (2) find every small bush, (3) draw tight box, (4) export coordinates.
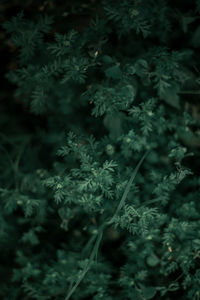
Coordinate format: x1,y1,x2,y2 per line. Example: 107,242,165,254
0,1,200,299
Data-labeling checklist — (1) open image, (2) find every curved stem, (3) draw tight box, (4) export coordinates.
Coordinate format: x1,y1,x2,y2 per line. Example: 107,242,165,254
64,150,149,300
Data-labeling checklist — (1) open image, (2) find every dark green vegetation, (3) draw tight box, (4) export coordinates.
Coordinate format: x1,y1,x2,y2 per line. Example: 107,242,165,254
0,0,200,299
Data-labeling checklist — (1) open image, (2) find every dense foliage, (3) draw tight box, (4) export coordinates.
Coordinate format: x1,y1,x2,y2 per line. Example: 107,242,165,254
0,0,200,299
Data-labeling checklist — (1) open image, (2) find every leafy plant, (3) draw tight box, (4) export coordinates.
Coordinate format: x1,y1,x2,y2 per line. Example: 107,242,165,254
0,0,200,299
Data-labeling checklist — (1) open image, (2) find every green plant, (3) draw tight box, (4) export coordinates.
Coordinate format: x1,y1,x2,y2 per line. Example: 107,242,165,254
0,1,200,299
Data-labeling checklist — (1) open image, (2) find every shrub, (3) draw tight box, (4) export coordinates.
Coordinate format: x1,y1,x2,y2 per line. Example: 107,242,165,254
0,1,200,299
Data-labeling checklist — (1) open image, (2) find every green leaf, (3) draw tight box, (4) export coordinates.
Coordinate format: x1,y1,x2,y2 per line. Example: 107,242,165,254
102,55,114,64
160,85,180,109
142,286,157,299
146,254,160,267
134,59,149,78
105,64,122,79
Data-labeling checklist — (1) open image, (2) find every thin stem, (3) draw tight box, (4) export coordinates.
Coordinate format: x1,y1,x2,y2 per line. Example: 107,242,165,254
65,227,103,300
64,150,149,300
178,90,200,95
107,150,149,225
